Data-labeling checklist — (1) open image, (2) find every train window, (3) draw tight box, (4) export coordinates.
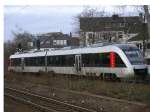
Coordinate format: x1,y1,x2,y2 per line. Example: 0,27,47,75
47,55,75,67
25,57,45,66
25,58,30,66
82,53,101,67
82,54,88,66
115,53,126,67
58,56,64,66
11,58,21,66
82,54,91,66
47,56,53,66
100,53,110,67
55,56,59,65
82,52,125,67
25,58,34,66
38,57,45,66
48,56,58,66
24,58,28,66
65,55,75,66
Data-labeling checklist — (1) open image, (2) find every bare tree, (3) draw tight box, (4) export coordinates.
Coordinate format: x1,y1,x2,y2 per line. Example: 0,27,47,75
4,40,16,72
128,6,150,39
73,6,105,46
79,6,105,17
131,5,150,56
143,5,150,40
4,31,35,71
73,6,105,33
12,31,35,51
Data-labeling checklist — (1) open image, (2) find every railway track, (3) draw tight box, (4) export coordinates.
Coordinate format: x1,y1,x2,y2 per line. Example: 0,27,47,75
5,87,97,112
48,73,150,84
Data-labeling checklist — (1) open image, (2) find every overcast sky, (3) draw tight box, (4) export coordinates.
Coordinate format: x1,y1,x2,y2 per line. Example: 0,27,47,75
4,6,84,41
4,5,141,41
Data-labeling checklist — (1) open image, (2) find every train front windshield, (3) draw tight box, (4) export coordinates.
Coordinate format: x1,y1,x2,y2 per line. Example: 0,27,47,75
120,45,145,65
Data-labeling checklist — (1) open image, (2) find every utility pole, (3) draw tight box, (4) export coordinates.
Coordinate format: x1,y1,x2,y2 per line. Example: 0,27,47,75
144,5,150,40
139,12,147,56
143,22,146,56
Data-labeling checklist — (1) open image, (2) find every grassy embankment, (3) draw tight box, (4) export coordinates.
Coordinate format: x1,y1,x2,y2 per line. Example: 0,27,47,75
4,72,150,105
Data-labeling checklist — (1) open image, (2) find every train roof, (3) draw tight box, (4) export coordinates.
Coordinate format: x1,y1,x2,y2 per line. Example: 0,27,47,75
9,43,136,59
10,51,47,58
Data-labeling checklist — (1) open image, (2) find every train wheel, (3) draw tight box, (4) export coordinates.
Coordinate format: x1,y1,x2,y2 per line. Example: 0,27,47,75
99,73,104,80
9,69,14,73
112,74,117,81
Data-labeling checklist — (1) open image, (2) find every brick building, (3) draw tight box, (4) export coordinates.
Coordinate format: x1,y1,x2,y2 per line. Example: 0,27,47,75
80,15,145,46
36,32,80,48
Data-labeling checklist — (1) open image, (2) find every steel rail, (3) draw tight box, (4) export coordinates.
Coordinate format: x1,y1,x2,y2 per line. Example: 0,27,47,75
5,93,59,112
5,87,97,112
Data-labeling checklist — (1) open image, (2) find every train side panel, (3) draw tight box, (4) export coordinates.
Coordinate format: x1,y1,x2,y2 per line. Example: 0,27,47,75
47,67,75,75
8,66,22,72
81,67,134,78
23,66,45,72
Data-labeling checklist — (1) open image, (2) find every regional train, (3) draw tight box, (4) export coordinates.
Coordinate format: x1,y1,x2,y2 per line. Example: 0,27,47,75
8,43,148,79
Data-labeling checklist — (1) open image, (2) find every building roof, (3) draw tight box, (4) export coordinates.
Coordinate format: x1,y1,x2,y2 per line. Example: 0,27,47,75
38,32,63,36
128,24,149,41
128,32,149,41
80,16,140,23
37,32,70,41
80,16,142,32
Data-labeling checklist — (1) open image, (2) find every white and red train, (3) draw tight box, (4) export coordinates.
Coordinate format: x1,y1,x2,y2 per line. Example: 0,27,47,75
8,43,148,79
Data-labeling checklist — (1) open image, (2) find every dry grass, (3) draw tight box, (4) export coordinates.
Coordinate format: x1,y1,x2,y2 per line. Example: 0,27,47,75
5,72,150,105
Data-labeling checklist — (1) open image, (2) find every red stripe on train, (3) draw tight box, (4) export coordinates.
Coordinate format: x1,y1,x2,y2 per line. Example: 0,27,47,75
110,52,115,68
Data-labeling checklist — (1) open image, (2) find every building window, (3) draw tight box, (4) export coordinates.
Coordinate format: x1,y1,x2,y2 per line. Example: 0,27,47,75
112,32,116,37
136,43,142,49
60,40,62,45
27,42,33,47
105,23,111,28
88,33,93,39
45,41,50,44
64,40,67,45
53,40,57,45
118,31,123,38
40,41,44,45
112,23,117,27
125,23,128,27
56,40,60,45
119,23,125,27
118,35,123,38
53,40,67,46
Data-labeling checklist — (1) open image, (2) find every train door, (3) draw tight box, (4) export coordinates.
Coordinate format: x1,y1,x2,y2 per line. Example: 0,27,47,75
75,55,82,72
